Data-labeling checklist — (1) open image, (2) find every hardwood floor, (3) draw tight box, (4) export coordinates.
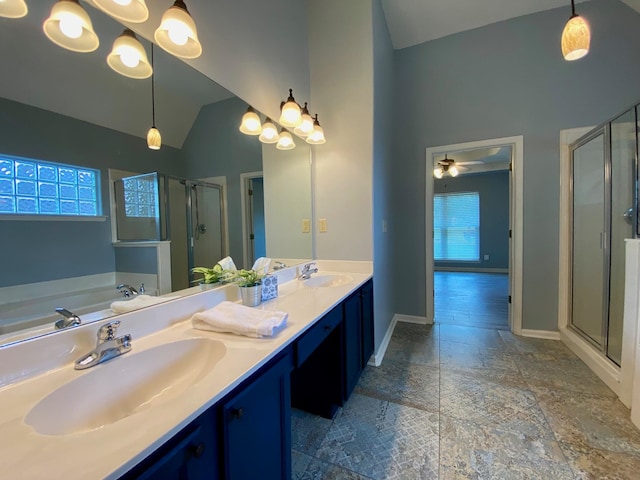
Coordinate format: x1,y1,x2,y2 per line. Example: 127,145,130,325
434,271,509,329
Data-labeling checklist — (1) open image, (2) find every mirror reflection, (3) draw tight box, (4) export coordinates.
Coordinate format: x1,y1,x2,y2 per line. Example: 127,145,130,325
0,3,313,347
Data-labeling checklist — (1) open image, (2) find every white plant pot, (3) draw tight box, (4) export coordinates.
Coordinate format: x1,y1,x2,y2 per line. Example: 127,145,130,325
239,285,262,307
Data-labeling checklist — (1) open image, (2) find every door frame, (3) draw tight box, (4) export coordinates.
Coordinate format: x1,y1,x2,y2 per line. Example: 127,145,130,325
425,135,523,334
240,171,264,270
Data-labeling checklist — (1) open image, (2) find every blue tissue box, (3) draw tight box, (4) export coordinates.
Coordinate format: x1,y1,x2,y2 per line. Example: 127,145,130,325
261,275,278,301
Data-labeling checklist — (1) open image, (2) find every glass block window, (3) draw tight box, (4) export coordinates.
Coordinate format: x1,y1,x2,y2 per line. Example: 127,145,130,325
123,174,157,218
0,156,100,216
434,192,480,261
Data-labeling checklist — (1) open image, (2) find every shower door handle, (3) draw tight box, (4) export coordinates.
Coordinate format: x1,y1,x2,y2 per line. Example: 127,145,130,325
623,207,634,225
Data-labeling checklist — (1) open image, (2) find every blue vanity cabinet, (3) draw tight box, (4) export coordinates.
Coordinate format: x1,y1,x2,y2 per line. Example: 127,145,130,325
220,351,293,480
120,408,219,480
344,279,374,400
360,279,375,370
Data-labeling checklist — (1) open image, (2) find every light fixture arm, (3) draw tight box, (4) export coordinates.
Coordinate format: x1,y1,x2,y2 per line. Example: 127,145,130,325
570,0,577,18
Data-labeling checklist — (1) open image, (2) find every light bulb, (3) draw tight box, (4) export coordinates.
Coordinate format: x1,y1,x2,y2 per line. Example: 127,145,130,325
119,45,140,67
166,19,190,46
59,13,83,39
434,168,443,179
114,0,132,5
449,166,459,177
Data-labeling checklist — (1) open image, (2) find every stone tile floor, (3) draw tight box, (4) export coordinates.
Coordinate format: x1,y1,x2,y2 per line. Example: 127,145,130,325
291,322,640,479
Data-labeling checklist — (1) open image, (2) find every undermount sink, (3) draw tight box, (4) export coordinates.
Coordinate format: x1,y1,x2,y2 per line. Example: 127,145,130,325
25,338,226,436
303,274,353,288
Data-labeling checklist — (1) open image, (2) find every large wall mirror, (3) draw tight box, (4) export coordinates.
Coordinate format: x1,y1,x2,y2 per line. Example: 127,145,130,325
0,2,313,347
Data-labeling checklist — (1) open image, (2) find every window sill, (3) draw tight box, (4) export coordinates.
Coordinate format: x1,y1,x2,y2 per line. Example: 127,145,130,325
0,215,107,222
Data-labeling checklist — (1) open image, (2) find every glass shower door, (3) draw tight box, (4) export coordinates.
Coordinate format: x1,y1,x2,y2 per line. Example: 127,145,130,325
571,130,607,348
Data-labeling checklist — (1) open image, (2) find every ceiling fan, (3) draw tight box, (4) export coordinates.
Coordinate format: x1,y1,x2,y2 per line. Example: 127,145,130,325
433,154,469,178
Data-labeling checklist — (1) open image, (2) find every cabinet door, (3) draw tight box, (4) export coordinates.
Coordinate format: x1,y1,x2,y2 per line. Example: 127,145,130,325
360,280,374,369
343,291,362,400
222,353,292,480
122,410,219,480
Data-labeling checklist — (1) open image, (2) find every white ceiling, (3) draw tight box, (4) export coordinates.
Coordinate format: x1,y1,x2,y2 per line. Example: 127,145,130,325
381,0,592,50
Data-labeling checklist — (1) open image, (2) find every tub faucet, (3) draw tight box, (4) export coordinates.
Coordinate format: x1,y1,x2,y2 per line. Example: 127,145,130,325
117,284,138,298
299,262,318,280
273,261,287,270
74,321,132,370
54,308,81,330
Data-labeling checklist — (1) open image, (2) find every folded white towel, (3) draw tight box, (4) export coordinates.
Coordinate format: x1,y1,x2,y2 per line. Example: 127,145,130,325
217,256,237,271
191,301,288,338
251,257,271,274
110,295,170,314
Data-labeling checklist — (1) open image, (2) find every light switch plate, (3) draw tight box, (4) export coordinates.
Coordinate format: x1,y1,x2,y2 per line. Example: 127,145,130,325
302,219,310,233
319,218,327,233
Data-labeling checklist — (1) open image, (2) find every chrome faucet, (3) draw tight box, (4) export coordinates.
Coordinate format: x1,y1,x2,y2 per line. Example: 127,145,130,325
117,284,139,298
299,262,318,280
273,261,287,270
74,321,132,370
54,308,81,330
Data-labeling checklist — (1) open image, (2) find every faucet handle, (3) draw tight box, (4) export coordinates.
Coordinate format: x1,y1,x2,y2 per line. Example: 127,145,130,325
98,321,121,342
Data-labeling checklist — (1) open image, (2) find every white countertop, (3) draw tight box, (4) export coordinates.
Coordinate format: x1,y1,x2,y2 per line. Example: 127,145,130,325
0,261,372,479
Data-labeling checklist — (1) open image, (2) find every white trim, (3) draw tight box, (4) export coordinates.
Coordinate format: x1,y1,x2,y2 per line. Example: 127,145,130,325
621,239,640,408
520,329,561,340
561,327,621,395
558,127,594,332
368,314,397,367
239,171,263,270
426,135,523,334
0,273,115,305
396,313,431,325
435,267,508,274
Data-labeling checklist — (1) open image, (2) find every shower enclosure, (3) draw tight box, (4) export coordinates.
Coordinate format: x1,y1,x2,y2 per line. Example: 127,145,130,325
570,106,637,366
114,172,226,292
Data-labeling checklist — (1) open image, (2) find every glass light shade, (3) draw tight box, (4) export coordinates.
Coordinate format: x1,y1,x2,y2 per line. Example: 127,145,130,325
276,130,295,150
239,107,262,135
561,15,590,61
259,119,279,144
448,166,459,177
147,127,161,150
93,0,149,23
294,111,314,137
434,167,444,179
43,0,99,53
154,1,202,59
107,30,152,79
0,0,28,18
279,100,302,128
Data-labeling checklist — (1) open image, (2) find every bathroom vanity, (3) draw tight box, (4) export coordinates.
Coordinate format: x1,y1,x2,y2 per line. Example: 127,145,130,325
0,262,373,480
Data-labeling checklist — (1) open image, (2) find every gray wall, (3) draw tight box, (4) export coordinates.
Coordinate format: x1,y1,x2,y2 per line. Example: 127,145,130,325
390,0,640,330
372,0,395,351
434,171,509,270
182,97,263,264
114,247,158,274
0,98,184,287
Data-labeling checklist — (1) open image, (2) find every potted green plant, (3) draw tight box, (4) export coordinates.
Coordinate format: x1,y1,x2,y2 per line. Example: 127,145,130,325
192,264,227,289
232,269,266,306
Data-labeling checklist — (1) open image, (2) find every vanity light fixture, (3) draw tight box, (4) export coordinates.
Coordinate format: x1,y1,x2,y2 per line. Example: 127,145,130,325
92,0,149,23
276,129,295,150
561,0,590,61
154,0,202,59
43,0,99,53
107,29,152,79
147,45,161,150
259,118,279,144
294,102,314,137
279,89,302,128
239,106,262,135
0,0,28,18
305,114,326,145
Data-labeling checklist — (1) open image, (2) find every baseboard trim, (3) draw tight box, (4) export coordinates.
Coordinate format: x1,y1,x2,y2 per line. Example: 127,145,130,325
395,314,432,325
560,327,620,396
520,329,561,340
435,267,509,274
369,315,398,367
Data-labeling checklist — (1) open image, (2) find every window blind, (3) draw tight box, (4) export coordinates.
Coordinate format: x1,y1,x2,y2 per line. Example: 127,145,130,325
434,192,480,261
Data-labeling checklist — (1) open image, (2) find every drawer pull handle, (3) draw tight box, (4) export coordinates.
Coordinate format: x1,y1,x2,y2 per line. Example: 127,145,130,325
189,443,206,459
232,408,244,420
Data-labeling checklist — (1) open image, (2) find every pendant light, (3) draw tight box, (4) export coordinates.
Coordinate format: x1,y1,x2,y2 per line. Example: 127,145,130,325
154,0,202,59
279,89,302,128
107,29,152,79
259,118,279,144
276,129,295,150
434,167,444,179
43,0,99,53
0,0,28,18
239,106,262,135
147,45,161,150
294,103,314,137
305,114,326,145
561,0,590,61
92,0,149,23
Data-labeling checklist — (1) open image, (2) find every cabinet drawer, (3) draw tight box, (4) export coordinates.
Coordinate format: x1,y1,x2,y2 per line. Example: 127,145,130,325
295,306,342,367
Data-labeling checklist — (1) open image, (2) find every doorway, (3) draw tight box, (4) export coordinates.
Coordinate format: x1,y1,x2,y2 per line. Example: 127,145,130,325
426,136,523,333
240,172,266,269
